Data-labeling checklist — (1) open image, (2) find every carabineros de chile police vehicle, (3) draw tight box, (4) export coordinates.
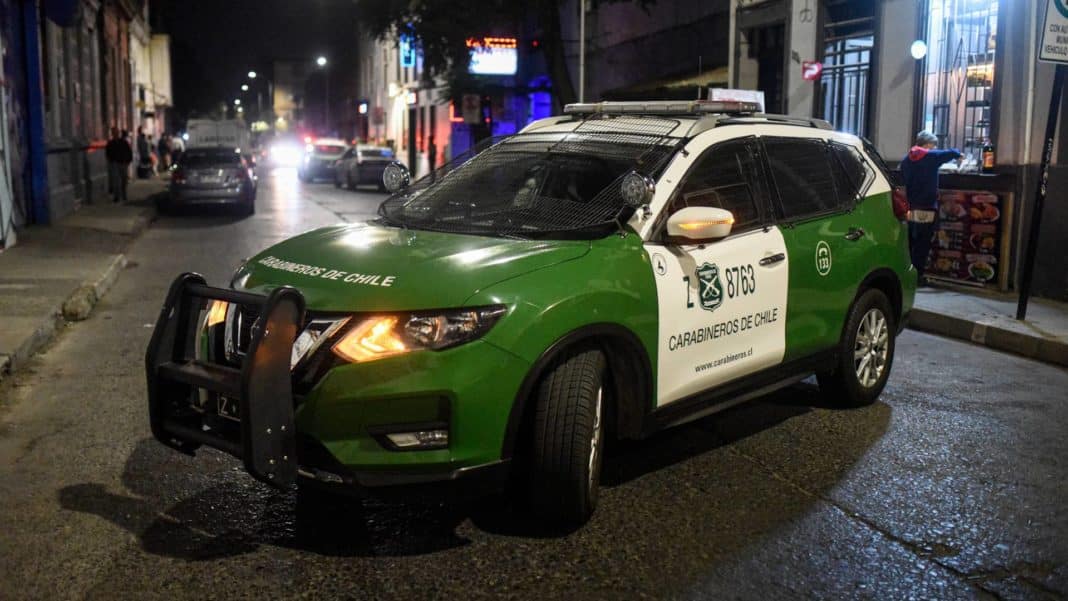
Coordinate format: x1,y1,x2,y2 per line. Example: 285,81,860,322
146,100,916,525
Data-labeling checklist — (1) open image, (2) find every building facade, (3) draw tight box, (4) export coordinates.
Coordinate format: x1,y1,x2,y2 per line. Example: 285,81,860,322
726,0,1066,300
0,0,168,241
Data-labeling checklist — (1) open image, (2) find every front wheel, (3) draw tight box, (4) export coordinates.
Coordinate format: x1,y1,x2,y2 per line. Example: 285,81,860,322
818,288,896,407
525,346,606,526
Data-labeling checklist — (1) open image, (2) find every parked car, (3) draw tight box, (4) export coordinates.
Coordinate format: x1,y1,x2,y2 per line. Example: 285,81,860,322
164,147,255,215
297,138,348,182
146,100,916,527
334,145,396,190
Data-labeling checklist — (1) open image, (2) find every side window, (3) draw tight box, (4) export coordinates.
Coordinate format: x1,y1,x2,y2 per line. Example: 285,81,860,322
830,142,874,206
763,138,839,220
666,139,764,233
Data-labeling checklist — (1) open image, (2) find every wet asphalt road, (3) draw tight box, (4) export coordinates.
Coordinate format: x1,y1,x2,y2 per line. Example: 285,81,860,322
0,168,1066,600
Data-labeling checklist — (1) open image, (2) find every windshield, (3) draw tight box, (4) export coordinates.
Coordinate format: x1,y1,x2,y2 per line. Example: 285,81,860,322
180,149,242,168
378,130,677,239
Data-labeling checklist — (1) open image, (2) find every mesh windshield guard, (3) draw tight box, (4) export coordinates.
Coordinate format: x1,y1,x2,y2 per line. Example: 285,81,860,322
377,116,685,239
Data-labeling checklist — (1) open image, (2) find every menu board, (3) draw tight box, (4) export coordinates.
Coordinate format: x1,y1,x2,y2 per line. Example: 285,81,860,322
927,190,1002,286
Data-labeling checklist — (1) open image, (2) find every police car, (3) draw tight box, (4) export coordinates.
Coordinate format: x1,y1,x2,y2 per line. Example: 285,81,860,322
146,100,916,525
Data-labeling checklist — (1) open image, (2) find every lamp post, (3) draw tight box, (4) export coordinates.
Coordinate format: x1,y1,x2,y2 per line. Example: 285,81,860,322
316,56,329,134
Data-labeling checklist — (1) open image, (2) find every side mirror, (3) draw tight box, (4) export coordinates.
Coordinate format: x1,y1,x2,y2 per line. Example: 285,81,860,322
382,162,411,193
620,171,655,207
666,206,734,241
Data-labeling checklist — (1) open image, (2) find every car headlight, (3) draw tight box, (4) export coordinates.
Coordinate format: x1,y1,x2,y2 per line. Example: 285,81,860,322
291,317,351,369
332,306,506,364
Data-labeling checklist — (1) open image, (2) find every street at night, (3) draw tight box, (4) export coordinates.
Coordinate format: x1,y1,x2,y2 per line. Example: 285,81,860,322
0,171,1065,599
3,0,1068,599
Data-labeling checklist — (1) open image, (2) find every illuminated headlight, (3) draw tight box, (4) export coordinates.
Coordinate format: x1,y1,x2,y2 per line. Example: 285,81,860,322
291,318,351,369
332,306,506,363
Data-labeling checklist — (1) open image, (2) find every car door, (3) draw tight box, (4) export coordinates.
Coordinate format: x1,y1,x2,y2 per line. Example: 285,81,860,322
760,136,874,362
644,136,790,407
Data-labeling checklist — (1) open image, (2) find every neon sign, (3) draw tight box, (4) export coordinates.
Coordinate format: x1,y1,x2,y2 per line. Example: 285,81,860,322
467,37,518,75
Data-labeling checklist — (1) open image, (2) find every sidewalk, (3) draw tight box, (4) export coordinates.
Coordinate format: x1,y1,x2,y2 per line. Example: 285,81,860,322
909,285,1068,367
0,178,165,381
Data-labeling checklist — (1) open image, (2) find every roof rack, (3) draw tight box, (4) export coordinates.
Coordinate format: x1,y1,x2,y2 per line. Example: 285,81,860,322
718,114,835,130
563,100,762,116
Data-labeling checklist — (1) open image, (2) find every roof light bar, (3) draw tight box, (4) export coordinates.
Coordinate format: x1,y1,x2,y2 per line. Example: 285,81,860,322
563,100,762,116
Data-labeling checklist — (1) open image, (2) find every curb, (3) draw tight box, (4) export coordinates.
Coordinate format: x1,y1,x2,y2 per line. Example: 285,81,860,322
1,200,156,384
0,254,128,383
908,308,1068,367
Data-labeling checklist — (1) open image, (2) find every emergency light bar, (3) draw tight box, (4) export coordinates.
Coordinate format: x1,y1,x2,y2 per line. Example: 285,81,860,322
563,100,762,116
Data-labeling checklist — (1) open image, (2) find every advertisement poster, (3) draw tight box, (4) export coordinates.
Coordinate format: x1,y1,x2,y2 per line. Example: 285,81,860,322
927,190,1002,286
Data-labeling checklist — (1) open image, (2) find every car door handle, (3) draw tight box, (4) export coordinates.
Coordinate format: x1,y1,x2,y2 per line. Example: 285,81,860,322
759,253,786,266
845,227,866,241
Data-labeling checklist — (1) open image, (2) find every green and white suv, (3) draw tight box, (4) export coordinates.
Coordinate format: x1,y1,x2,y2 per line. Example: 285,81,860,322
146,100,916,526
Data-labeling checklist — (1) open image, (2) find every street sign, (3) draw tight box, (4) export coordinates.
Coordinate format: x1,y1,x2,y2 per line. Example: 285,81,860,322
1040,0,1068,64
801,61,823,81
462,94,481,125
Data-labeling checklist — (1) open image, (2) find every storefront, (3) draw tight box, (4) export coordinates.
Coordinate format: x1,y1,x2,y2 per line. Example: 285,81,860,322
727,0,1066,300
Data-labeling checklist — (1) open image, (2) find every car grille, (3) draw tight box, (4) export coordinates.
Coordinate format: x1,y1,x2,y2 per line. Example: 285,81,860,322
224,304,260,362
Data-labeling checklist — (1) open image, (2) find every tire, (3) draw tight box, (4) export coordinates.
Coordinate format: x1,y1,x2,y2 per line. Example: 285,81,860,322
817,288,896,407
526,346,607,526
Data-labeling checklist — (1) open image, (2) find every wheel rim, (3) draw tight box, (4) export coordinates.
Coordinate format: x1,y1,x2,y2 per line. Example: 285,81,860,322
854,308,889,388
588,386,603,491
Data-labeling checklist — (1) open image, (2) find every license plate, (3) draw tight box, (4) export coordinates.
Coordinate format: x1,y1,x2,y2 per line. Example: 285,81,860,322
196,175,222,184
217,395,240,421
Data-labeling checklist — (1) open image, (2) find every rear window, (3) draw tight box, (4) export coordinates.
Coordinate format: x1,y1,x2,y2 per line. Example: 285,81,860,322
358,148,393,158
180,150,242,168
315,145,347,155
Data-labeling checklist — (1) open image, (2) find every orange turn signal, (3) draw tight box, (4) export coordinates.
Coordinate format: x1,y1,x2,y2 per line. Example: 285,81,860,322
206,300,229,328
332,317,408,363
677,218,734,231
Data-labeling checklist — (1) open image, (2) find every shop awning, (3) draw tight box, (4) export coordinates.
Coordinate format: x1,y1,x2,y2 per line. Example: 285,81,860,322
601,67,729,101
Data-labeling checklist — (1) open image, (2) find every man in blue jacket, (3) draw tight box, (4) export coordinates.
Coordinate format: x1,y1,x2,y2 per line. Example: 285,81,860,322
901,131,962,282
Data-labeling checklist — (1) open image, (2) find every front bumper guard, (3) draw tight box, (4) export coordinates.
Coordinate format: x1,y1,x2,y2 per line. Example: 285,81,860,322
145,273,305,488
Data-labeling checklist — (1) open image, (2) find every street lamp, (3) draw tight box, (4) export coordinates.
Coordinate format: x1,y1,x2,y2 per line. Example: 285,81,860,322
234,99,241,106
316,56,330,133
241,84,249,92
248,70,257,79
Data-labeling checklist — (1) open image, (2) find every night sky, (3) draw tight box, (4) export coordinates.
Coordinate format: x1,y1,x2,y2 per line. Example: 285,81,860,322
157,0,358,121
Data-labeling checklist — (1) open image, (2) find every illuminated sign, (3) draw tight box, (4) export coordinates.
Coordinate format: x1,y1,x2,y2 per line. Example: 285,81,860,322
400,33,417,68
467,37,518,75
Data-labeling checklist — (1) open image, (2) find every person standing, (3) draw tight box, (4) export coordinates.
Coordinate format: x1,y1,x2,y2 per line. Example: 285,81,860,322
136,127,152,178
105,127,123,201
157,133,172,172
105,128,133,202
900,131,962,283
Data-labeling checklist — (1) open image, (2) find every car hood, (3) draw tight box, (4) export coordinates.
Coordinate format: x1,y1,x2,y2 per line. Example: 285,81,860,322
234,222,590,311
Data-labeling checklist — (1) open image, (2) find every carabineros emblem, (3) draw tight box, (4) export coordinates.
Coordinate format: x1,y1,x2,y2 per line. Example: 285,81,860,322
696,262,724,312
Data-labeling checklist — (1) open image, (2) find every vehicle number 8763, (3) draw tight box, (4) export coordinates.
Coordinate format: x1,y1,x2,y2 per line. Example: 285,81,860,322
725,264,756,298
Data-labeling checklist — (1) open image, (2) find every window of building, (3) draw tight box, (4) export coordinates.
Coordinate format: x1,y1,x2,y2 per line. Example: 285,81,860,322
920,0,998,172
667,139,764,232
818,0,875,137
763,138,840,220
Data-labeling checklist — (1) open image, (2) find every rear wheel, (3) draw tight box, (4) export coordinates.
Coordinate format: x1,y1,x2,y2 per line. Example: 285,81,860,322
525,346,606,526
818,288,896,407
